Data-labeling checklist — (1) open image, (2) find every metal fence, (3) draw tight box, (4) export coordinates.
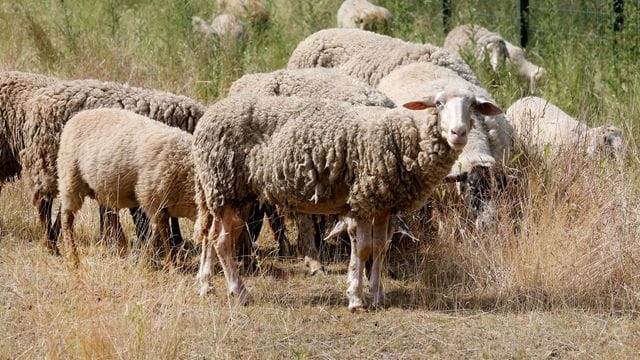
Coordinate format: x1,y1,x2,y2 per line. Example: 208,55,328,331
441,0,639,52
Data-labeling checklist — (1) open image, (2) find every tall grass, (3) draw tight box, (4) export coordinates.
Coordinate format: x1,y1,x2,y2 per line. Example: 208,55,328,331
1,0,640,341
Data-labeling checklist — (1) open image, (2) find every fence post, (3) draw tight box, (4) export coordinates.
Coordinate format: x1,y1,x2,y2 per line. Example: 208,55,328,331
442,0,452,33
519,0,529,47
613,0,625,32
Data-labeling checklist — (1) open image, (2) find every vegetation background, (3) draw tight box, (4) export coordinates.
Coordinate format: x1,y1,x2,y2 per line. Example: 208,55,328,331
1,0,640,357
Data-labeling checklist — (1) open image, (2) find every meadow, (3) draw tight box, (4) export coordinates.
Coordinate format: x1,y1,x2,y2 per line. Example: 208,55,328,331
1,0,640,357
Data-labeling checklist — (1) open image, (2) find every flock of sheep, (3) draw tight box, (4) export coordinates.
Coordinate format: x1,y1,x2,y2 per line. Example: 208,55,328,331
0,0,625,312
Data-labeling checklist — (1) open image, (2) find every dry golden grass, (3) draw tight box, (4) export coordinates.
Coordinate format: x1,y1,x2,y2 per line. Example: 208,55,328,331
2,146,640,358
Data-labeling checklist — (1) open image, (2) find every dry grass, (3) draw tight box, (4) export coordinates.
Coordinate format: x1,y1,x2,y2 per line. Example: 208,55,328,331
3,147,640,357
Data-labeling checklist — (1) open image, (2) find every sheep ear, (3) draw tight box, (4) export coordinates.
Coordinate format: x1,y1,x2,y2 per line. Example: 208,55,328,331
403,98,436,110
473,98,503,116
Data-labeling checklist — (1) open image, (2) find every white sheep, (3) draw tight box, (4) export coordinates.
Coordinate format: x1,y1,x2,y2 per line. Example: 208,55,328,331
192,92,500,311
337,0,392,34
287,28,480,88
5,73,204,253
377,62,509,228
57,108,196,266
444,24,546,94
506,96,623,158
192,14,246,41
216,0,268,24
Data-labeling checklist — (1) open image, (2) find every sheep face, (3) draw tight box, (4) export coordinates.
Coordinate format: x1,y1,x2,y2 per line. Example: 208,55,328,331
403,90,503,151
587,125,624,158
486,39,508,72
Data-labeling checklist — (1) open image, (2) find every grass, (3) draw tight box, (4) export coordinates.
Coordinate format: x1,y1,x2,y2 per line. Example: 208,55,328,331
1,0,640,357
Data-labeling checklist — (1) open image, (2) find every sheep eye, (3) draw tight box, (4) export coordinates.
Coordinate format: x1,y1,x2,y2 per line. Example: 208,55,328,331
435,100,443,107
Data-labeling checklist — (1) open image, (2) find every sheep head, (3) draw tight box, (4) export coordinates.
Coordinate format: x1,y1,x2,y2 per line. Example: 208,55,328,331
402,90,503,151
587,125,624,158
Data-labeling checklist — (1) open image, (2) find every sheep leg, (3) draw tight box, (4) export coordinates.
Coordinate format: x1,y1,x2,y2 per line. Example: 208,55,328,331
169,217,183,250
129,207,150,249
369,213,390,308
36,197,60,255
103,208,127,256
263,204,291,257
196,211,216,296
152,211,173,270
61,209,80,267
215,206,250,304
295,214,325,275
347,219,373,312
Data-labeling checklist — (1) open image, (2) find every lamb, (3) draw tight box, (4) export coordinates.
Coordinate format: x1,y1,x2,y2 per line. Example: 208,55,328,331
192,14,246,41
216,0,268,24
57,108,196,266
192,92,501,310
444,24,546,94
336,0,392,34
228,68,395,108
377,62,510,228
506,96,623,158
11,74,204,252
287,28,481,88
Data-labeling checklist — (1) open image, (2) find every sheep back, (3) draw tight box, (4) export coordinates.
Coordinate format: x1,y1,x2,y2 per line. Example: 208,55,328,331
287,28,480,87
193,94,459,219
228,68,395,108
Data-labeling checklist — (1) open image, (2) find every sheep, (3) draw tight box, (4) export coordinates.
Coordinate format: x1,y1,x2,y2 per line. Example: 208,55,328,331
10,74,204,252
192,92,501,310
216,0,268,24
229,67,396,274
336,0,392,34
192,14,246,41
377,62,511,228
443,24,546,94
57,108,196,266
443,23,508,72
228,68,395,108
287,28,481,88
506,96,623,158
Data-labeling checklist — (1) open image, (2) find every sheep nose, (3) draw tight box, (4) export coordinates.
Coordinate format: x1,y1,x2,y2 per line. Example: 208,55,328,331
451,128,467,137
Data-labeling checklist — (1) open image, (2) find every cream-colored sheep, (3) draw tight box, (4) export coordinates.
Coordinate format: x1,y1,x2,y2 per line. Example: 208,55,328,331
192,91,496,311
506,96,623,158
192,14,246,41
337,0,392,34
444,24,546,93
217,0,268,24
287,28,480,87
377,62,508,228
57,108,196,266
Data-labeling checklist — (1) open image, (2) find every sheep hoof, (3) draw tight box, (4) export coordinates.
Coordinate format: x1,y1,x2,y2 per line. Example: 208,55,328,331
231,288,252,306
348,297,366,312
199,284,214,297
371,293,386,309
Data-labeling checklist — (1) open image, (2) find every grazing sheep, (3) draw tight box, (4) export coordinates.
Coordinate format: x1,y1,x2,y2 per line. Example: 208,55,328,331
16,75,204,252
229,68,395,108
216,0,268,24
230,67,396,274
287,28,481,88
444,24,546,94
57,108,196,266
377,62,510,228
192,14,246,41
192,92,500,310
504,41,547,94
337,0,392,34
506,96,623,158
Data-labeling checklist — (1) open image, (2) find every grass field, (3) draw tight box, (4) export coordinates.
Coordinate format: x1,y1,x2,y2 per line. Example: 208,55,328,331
1,0,640,358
